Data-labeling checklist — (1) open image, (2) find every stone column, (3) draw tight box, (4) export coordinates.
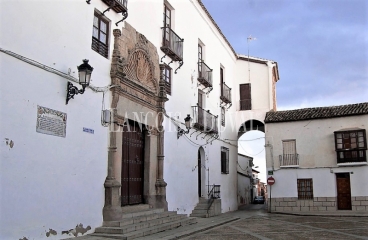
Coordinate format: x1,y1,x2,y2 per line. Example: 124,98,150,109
103,123,122,221
154,64,169,210
103,29,124,221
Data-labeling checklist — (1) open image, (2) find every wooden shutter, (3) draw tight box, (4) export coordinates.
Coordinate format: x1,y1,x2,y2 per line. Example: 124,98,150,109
240,84,251,110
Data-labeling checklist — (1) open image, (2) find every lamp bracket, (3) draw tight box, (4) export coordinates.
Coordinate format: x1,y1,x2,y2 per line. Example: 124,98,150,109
66,82,86,105
86,0,91,4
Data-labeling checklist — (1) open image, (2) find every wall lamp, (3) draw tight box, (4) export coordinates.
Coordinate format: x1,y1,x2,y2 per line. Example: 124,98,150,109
66,59,93,105
177,114,192,139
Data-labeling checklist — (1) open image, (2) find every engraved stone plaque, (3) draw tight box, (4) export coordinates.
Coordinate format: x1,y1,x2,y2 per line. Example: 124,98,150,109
36,105,67,137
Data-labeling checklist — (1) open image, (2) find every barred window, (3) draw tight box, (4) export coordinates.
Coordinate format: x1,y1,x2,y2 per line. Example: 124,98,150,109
221,147,229,174
297,179,313,199
92,11,109,58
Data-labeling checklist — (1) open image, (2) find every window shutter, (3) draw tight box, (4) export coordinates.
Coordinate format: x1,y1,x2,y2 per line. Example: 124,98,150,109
240,84,251,110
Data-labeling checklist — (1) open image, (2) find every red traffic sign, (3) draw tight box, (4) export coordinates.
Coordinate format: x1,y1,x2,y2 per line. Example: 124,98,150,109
267,176,275,186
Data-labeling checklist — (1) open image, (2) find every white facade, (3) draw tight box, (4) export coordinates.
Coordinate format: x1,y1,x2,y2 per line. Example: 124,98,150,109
265,104,368,213
237,154,253,206
0,0,278,239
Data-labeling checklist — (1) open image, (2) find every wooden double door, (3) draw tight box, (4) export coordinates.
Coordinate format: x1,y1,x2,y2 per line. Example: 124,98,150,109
336,173,352,210
121,121,144,206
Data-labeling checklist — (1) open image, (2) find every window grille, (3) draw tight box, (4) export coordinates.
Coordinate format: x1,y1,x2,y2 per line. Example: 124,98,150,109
297,179,313,199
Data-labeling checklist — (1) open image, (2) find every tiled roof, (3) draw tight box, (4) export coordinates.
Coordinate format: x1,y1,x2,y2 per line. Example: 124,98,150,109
265,102,368,123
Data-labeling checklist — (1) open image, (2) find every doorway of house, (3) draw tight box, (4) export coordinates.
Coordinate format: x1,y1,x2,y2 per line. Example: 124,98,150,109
121,121,144,206
198,149,201,197
336,173,352,210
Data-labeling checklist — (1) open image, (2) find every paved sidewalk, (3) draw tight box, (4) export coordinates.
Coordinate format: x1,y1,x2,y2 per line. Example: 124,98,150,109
71,205,368,240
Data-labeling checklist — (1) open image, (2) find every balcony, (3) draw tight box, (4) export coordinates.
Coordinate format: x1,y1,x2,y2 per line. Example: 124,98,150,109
279,154,299,167
161,27,184,62
192,105,218,134
239,99,251,110
220,82,231,104
101,0,127,13
337,150,367,166
198,61,213,89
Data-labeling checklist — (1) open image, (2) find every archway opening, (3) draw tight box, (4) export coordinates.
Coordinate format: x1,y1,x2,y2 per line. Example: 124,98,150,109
237,120,266,206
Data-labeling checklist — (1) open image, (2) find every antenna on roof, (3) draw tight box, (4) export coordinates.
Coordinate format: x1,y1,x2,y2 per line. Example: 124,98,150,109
247,35,256,83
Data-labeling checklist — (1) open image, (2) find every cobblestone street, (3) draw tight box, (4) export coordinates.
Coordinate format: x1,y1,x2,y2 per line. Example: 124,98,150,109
183,205,368,240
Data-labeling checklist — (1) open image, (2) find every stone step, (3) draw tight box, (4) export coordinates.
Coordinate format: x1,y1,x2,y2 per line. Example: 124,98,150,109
121,208,164,219
121,204,150,213
95,214,190,234
92,217,197,240
104,211,177,227
134,216,240,240
192,204,213,210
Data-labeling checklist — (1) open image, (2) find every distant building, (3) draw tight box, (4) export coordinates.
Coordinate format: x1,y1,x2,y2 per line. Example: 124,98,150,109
237,153,253,206
265,102,368,213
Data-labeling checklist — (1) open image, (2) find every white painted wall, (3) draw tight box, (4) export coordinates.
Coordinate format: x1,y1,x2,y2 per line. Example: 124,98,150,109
0,0,124,239
0,0,278,238
265,115,368,199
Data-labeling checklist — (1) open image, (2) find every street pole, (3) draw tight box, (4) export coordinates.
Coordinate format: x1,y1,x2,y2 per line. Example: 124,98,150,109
269,185,272,213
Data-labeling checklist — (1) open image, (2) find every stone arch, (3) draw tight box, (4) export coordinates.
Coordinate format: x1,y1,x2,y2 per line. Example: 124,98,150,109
238,119,265,139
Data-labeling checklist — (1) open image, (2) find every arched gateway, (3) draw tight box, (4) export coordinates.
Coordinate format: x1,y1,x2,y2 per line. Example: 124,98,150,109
103,23,169,221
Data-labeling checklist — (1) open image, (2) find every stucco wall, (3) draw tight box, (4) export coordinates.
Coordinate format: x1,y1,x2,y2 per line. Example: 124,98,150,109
265,114,368,211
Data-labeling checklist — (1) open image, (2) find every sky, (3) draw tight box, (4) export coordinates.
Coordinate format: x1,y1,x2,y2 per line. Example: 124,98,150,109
201,0,368,182
202,0,368,110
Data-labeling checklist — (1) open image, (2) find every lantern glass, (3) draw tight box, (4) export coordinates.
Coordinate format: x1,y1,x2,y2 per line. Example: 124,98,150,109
77,59,93,87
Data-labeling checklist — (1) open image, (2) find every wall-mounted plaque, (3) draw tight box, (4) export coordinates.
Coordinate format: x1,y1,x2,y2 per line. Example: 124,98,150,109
36,106,67,137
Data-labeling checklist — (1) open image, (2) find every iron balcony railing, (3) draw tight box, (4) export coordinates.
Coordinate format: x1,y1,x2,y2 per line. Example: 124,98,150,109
239,99,251,110
192,105,218,134
198,61,213,88
220,82,231,104
207,184,221,199
279,154,299,166
101,0,128,13
161,27,184,61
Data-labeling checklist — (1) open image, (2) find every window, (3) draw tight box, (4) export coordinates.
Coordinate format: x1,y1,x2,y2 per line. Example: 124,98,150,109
162,64,171,95
334,129,367,164
221,147,229,174
281,139,298,166
239,83,251,110
297,179,313,199
198,44,203,75
221,107,225,127
163,4,171,28
92,11,109,58
163,4,171,45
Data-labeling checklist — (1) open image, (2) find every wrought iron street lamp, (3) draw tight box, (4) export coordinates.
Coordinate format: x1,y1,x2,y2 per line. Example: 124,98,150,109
177,114,192,139
66,59,93,105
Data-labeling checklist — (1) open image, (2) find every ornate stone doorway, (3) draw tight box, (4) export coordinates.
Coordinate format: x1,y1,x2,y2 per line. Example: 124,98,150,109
103,23,169,221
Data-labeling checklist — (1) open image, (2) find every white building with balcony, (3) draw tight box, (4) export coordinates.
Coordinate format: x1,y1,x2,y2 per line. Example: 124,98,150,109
0,0,278,239
264,102,368,213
